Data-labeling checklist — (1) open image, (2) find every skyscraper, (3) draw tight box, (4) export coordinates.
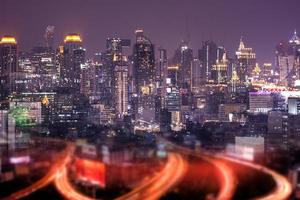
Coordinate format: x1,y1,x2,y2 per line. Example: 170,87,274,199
172,42,193,88
276,30,300,86
211,52,228,84
235,37,256,83
114,56,129,118
133,29,155,95
61,33,85,91
191,58,203,93
0,36,18,109
132,29,155,121
198,41,218,82
100,37,130,107
156,48,168,90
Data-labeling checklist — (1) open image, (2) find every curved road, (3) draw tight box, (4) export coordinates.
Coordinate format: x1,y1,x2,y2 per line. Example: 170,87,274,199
55,152,187,200
219,155,292,200
3,143,74,200
55,166,94,200
117,153,188,200
159,137,237,200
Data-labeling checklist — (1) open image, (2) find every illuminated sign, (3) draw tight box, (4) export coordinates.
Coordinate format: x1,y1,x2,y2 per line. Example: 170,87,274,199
75,158,106,188
9,156,30,164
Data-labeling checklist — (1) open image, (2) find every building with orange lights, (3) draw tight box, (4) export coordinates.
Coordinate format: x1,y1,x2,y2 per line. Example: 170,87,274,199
61,33,85,91
0,35,18,109
235,37,256,83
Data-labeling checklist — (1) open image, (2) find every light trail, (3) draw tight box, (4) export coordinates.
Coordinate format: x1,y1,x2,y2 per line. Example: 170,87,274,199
159,137,236,200
219,155,292,200
55,166,94,200
116,153,188,200
3,143,74,200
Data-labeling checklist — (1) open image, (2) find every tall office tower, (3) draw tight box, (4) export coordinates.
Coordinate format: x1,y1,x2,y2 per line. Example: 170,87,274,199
29,46,58,92
198,41,219,82
80,60,95,97
0,36,18,109
61,33,85,91
235,37,256,83
211,52,228,84
113,56,129,118
289,30,300,51
156,48,168,90
44,26,55,51
133,29,155,95
290,30,300,81
155,48,167,123
191,58,203,93
101,37,130,107
172,42,193,88
133,29,155,121
276,31,300,86
276,42,295,86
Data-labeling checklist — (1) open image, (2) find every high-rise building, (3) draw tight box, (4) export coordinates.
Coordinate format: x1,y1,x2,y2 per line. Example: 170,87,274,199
133,29,155,95
276,42,295,86
114,57,129,118
276,31,300,86
191,58,203,93
0,36,18,109
61,33,85,91
156,48,168,90
235,37,256,83
211,52,228,84
172,42,193,88
198,41,219,82
80,61,95,97
100,37,130,107
133,29,155,121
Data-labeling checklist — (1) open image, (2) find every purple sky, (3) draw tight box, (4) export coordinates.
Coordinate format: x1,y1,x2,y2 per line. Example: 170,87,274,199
1,0,300,64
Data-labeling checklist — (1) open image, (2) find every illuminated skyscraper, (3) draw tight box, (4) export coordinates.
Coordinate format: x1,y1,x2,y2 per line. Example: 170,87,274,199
0,36,18,109
191,58,202,93
276,30,300,86
235,37,256,83
133,29,155,95
133,29,155,121
211,52,228,84
172,42,193,88
62,33,85,91
156,48,168,90
100,37,130,107
113,56,129,118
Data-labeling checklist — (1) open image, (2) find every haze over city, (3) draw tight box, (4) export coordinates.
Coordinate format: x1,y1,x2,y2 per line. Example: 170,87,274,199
1,0,300,200
1,0,300,63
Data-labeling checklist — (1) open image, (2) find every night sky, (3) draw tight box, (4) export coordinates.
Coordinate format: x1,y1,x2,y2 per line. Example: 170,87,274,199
1,0,300,64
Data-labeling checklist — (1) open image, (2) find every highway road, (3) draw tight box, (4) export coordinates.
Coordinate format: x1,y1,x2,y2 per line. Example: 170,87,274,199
4,136,292,200
55,152,187,200
219,155,292,200
55,166,94,200
3,143,74,200
116,153,188,200
159,137,237,200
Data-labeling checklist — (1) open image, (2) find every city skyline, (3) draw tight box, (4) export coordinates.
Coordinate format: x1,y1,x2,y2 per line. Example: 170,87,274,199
1,1,300,199
1,0,300,63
